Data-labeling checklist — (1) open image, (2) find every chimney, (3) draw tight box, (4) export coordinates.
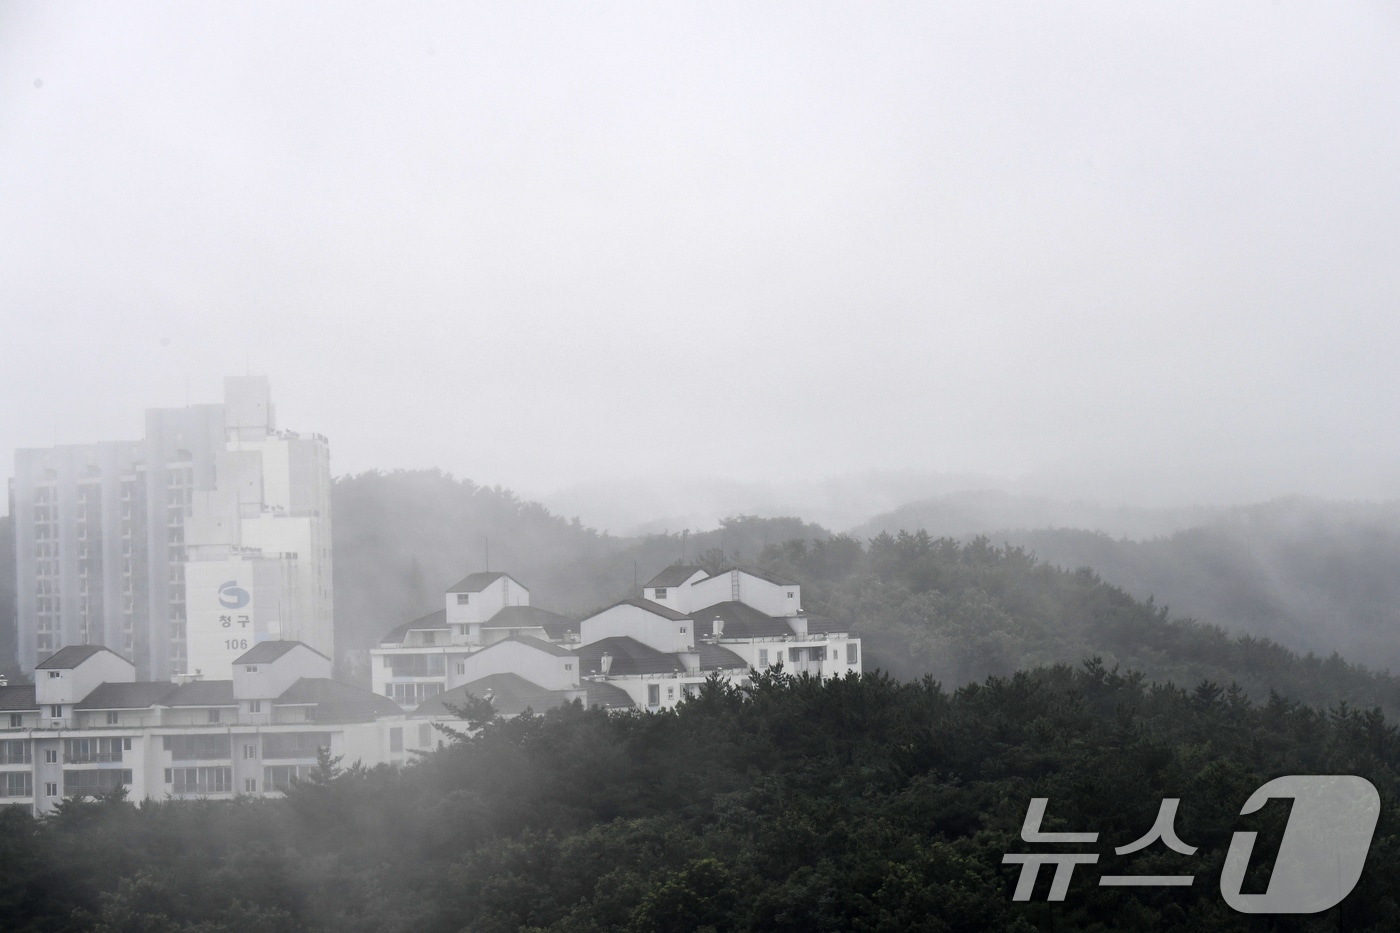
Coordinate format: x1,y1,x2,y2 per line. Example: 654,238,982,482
600,653,613,675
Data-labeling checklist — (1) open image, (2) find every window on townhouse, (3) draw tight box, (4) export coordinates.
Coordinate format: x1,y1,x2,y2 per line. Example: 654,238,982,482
244,744,257,760
45,749,57,763
45,782,58,797
456,593,469,605
847,644,858,665
50,705,62,718
245,778,257,793
208,710,221,724
787,592,794,599
788,648,802,663
456,661,466,675
106,712,119,725
759,649,769,667
389,728,403,752
667,687,675,700
246,665,258,673
10,714,23,728
647,684,660,706
47,671,60,679
654,587,667,599
810,646,825,662
679,627,686,634
249,700,262,713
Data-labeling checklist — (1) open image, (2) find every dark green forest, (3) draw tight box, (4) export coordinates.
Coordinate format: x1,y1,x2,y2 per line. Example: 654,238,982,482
6,661,1400,932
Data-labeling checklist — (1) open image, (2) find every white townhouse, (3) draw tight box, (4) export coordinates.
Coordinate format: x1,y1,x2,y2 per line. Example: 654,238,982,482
371,572,577,709
375,564,863,724
0,641,412,815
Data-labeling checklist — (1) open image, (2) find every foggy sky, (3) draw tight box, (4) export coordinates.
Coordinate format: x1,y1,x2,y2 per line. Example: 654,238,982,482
2,2,1398,512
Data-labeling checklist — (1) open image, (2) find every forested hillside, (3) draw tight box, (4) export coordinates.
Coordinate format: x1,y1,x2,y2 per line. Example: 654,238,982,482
996,499,1400,674
5,666,1400,932
333,471,1400,714
331,469,827,668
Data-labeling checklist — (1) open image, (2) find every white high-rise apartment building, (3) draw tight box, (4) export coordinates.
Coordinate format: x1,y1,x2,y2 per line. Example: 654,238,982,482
11,377,333,680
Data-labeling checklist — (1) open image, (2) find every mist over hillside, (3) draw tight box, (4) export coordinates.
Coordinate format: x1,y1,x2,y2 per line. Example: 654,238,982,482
330,470,1400,715
996,498,1400,673
857,489,1220,540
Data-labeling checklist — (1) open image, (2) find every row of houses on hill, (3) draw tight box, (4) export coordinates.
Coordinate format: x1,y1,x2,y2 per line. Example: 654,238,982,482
0,565,861,814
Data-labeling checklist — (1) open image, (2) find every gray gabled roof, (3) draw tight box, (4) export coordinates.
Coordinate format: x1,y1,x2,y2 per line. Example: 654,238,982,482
499,634,574,658
800,614,853,635
35,645,130,670
586,597,690,623
0,686,38,712
689,601,796,639
164,680,237,707
234,641,328,665
697,566,799,587
379,609,448,646
576,637,686,676
696,643,748,671
447,571,525,594
75,682,177,710
276,678,401,723
414,672,568,719
482,606,578,638
643,565,706,588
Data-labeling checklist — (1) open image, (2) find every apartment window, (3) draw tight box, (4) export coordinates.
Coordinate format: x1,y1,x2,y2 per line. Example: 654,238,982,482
647,684,660,707
207,710,221,724
759,649,769,667
64,769,133,796
50,705,62,718
456,593,469,605
0,740,31,765
45,749,57,764
654,587,667,599
8,714,21,728
244,778,257,793
389,727,403,752
244,744,257,760
249,700,262,714
123,737,132,750
168,766,231,796
45,782,58,797
847,644,858,665
106,712,119,725
1,772,32,798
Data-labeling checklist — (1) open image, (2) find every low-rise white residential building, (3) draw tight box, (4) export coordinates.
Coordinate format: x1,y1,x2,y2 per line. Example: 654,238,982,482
375,563,862,724
0,641,408,815
371,573,577,709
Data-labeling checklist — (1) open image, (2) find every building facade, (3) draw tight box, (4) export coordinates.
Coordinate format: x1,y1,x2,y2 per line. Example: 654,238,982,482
372,564,863,722
0,642,409,815
11,377,333,680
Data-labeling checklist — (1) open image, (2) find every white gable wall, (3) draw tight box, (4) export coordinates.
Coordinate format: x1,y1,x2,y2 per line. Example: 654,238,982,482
451,639,577,691
580,604,694,653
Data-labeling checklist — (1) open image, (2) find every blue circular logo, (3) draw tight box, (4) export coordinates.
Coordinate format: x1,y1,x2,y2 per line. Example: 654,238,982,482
218,581,250,610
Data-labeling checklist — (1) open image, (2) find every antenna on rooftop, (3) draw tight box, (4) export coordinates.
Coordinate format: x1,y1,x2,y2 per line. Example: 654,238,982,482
484,536,490,572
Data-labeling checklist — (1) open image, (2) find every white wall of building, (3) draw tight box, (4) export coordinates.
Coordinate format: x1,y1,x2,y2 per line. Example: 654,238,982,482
579,603,694,653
